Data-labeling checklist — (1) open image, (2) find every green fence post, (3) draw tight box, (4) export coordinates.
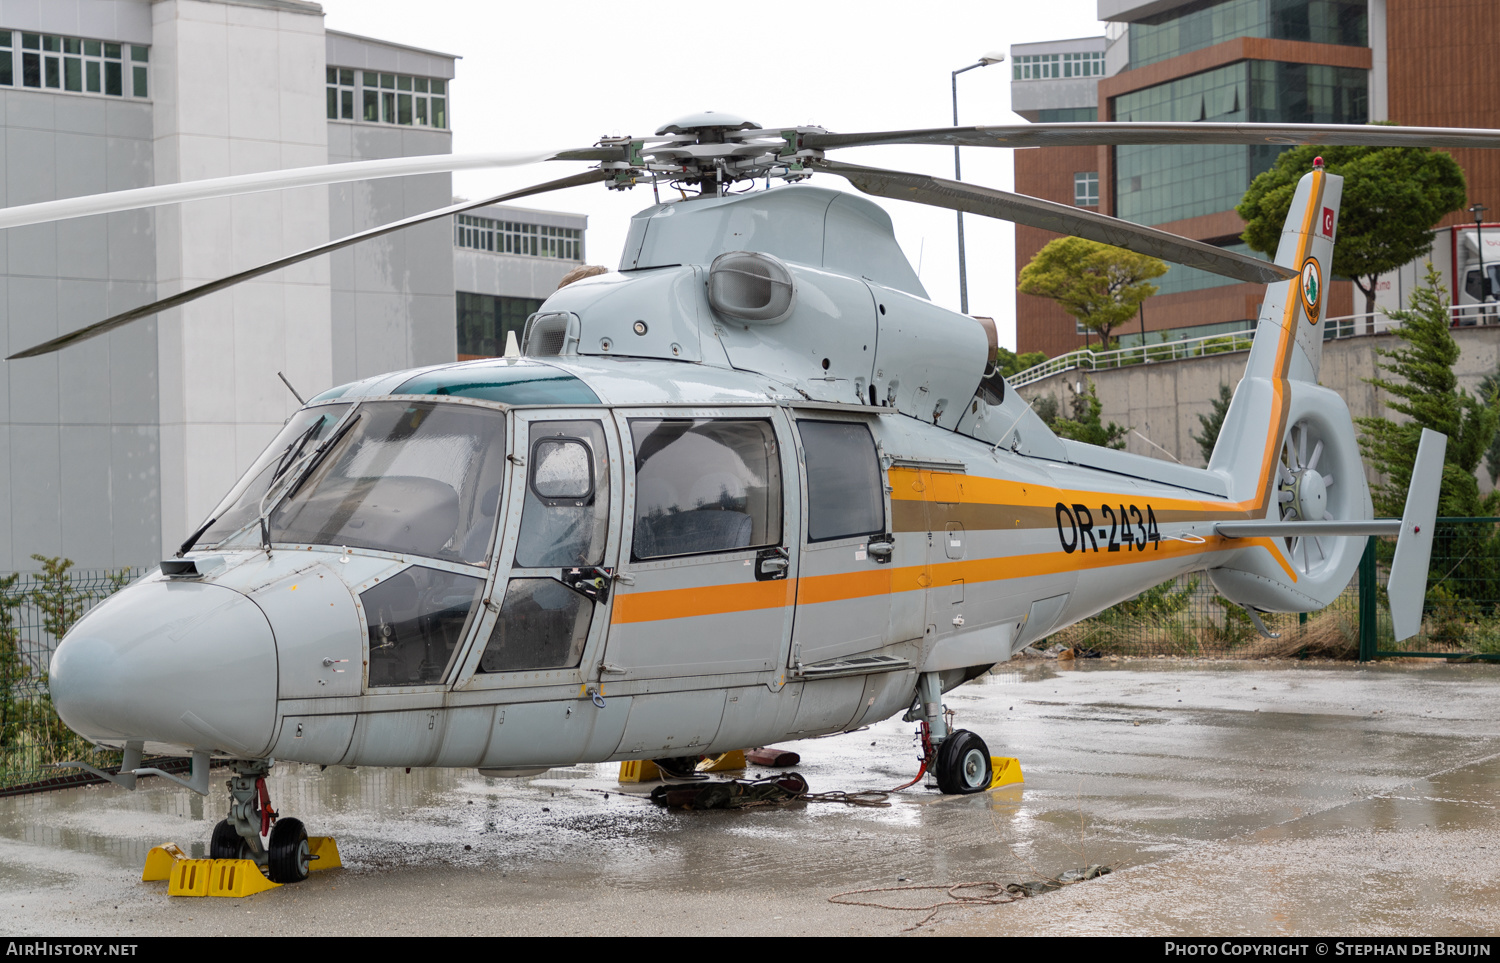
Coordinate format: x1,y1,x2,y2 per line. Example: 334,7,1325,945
1358,536,1377,662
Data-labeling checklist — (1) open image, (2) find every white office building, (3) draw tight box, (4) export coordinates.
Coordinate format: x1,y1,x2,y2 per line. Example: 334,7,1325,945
0,0,585,571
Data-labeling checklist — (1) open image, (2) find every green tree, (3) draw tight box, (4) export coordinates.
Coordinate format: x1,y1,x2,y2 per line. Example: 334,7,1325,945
1478,361,1500,485
0,574,26,750
1053,380,1127,450
1357,266,1500,608
1017,237,1167,346
1237,139,1467,317
994,346,1047,380
1191,383,1235,464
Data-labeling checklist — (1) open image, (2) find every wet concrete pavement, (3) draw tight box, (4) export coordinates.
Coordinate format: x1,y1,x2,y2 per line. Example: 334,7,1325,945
2,658,1498,937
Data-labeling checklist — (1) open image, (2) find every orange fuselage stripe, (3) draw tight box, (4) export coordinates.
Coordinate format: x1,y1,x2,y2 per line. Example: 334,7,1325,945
609,174,1328,627
608,534,1286,624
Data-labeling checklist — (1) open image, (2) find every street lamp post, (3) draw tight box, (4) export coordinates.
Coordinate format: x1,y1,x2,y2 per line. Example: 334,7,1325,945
952,51,1005,316
1471,204,1490,321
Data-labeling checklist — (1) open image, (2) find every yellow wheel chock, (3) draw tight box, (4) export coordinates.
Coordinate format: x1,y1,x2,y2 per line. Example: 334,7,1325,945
619,750,747,783
143,836,341,896
989,756,1024,789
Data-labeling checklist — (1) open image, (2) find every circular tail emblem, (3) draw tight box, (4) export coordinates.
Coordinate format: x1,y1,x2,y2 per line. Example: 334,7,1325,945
1300,258,1322,324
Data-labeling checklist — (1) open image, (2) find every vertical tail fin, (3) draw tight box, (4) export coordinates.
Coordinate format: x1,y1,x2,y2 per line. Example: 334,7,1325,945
1206,165,1374,612
1209,166,1344,507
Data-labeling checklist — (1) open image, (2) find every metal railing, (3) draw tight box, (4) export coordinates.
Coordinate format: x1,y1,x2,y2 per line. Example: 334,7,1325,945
1008,304,1500,389
1008,330,1255,388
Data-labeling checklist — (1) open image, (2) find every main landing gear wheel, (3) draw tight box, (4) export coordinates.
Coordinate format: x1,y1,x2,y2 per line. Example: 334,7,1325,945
935,729,992,795
267,816,311,884
210,819,244,860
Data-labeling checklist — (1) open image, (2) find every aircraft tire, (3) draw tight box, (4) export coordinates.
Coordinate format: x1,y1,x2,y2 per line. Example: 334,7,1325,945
267,817,311,883
935,730,992,795
210,819,245,860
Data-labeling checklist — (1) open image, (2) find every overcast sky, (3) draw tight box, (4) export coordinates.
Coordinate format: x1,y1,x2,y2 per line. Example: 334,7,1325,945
316,0,1107,349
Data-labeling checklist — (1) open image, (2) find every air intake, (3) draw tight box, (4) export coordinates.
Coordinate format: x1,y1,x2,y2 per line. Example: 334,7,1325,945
707,251,796,324
523,313,574,357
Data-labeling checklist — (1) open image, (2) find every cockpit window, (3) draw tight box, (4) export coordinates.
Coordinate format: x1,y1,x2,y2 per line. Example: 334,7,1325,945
198,404,351,548
363,566,485,686
268,401,506,563
514,420,610,568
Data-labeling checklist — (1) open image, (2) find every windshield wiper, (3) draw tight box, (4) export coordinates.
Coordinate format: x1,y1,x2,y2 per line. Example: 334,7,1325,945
285,411,362,501
255,410,362,553
176,516,218,558
271,418,323,483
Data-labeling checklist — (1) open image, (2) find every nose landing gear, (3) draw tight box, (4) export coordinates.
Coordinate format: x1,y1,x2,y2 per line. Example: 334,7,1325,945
211,761,321,884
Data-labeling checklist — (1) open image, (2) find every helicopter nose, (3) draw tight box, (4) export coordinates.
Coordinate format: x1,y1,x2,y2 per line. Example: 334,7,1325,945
50,579,278,758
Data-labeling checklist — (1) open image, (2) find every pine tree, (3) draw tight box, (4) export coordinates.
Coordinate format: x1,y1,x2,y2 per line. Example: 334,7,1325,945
1191,383,1234,465
1356,265,1500,609
1357,266,1498,518
1053,380,1127,450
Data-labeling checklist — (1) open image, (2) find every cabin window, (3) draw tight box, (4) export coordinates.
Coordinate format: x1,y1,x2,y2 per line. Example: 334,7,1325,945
362,567,484,687
268,401,507,564
476,578,592,673
797,421,884,542
629,419,782,560
1465,267,1499,302
515,420,610,568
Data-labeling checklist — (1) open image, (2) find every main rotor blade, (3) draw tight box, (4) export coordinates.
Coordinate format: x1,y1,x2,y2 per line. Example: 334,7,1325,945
801,121,1500,152
7,168,612,360
813,159,1296,284
0,146,622,232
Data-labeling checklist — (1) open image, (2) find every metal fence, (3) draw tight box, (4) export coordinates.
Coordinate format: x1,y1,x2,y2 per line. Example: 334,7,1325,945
3,522,1498,792
0,563,146,794
1050,519,1500,662
1009,305,1498,389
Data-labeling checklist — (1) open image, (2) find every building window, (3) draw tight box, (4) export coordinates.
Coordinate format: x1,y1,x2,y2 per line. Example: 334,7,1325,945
326,67,356,120
327,68,447,129
1013,51,1104,81
1074,172,1099,207
1113,60,1366,228
1038,107,1098,123
455,214,583,261
1128,0,1368,71
457,292,544,358
0,30,148,98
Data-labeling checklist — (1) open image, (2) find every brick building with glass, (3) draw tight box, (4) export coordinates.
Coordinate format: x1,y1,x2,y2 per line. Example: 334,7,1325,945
1013,0,1500,357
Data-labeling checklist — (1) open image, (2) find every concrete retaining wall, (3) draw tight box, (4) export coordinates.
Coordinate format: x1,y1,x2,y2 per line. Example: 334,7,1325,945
1015,326,1500,491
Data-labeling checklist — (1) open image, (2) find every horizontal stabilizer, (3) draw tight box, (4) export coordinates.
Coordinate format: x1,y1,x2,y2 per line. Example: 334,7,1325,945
1388,429,1447,641
1215,519,1399,538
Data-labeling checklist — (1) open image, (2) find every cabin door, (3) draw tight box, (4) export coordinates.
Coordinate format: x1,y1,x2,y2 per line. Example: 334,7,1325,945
601,408,799,682
451,409,623,690
786,414,895,668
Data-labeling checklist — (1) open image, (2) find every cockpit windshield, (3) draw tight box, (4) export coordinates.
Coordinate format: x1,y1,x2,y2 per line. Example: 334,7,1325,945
264,401,507,564
198,404,352,548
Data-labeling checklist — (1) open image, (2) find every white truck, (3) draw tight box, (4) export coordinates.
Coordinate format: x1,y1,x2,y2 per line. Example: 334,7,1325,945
1375,224,1500,324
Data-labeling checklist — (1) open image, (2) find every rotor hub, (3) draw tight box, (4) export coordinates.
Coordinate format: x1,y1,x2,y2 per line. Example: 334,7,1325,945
655,110,761,141
1285,467,1328,522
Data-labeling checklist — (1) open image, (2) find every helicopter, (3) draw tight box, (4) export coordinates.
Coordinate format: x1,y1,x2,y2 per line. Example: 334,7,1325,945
2,112,1486,886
